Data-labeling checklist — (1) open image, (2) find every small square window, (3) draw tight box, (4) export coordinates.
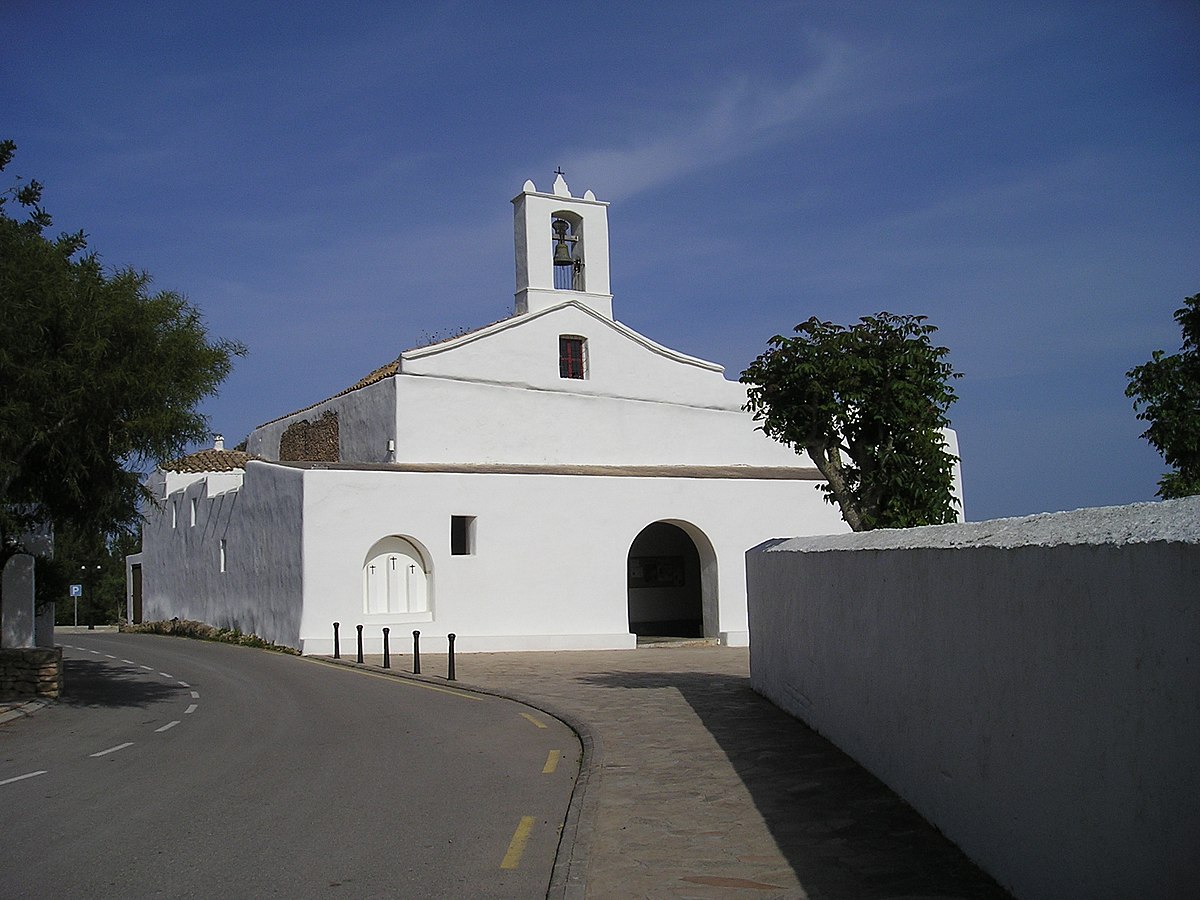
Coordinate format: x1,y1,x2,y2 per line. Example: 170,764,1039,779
559,336,587,379
451,515,476,556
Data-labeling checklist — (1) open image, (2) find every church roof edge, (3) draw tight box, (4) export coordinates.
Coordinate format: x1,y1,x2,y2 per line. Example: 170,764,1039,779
162,449,256,473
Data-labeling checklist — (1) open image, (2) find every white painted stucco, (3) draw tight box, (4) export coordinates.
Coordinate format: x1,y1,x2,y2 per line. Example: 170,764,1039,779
247,301,779,467
290,463,844,654
141,462,305,647
139,458,845,654
248,374,395,463
513,174,612,317
746,497,1200,900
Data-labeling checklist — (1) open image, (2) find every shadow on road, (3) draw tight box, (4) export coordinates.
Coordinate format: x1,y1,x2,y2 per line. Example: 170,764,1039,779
58,658,181,709
577,670,1010,899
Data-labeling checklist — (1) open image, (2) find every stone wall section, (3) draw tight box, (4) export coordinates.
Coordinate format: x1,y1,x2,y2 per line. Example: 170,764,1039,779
0,647,62,699
279,410,339,462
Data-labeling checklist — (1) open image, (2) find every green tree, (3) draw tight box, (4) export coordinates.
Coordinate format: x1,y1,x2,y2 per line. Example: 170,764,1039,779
1125,293,1200,499
741,312,960,531
37,524,139,625
0,140,245,576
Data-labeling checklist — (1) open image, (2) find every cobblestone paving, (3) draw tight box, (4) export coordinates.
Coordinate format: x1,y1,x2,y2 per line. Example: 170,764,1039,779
356,645,1010,900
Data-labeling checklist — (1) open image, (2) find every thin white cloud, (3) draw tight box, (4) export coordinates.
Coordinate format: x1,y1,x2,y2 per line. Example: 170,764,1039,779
560,37,858,201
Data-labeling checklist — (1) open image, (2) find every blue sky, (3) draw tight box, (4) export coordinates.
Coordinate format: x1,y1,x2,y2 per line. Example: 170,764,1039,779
4,1,1197,521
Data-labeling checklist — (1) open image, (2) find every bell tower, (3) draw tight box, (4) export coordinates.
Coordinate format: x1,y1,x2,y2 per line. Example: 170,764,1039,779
513,171,613,319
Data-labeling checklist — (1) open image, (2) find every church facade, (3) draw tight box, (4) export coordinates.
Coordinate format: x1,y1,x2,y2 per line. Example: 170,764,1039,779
130,174,865,654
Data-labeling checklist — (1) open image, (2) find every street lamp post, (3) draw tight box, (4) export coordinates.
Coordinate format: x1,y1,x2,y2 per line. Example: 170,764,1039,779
79,564,101,628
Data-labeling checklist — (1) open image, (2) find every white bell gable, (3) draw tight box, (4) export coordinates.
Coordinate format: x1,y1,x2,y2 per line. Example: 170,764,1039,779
512,172,613,319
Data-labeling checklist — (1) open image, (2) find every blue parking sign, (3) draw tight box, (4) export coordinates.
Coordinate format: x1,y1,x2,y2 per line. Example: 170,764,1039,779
69,584,83,597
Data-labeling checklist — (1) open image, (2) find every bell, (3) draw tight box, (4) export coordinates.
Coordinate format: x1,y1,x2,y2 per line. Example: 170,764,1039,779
553,239,573,266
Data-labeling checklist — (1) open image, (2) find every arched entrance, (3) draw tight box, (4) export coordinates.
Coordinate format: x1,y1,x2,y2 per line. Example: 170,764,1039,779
363,536,429,614
626,521,716,639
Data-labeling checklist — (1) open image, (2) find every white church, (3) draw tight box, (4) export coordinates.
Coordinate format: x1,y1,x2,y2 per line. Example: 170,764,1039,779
129,173,862,655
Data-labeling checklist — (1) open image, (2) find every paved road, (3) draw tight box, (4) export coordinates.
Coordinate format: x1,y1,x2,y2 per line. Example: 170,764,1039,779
0,634,578,898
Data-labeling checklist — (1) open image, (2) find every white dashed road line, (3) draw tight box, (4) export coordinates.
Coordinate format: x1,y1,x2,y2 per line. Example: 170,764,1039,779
0,770,47,787
3,644,204,789
91,742,134,758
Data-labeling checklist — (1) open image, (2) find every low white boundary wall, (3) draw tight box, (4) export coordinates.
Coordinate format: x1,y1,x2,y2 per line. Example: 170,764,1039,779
747,497,1200,900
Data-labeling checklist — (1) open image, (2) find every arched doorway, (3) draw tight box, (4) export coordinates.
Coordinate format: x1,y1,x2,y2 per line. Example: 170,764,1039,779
363,536,429,614
626,521,715,639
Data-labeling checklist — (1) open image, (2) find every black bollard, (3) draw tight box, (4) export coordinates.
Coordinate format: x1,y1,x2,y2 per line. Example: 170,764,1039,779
333,622,340,659
356,624,364,664
412,630,421,675
447,633,456,681
382,627,390,669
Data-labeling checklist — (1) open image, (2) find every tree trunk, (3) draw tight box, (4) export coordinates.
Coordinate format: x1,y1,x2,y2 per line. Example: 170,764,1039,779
806,442,865,531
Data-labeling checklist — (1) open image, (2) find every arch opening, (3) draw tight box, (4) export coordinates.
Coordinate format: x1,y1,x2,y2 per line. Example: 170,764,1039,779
626,521,716,639
550,210,584,291
363,536,429,614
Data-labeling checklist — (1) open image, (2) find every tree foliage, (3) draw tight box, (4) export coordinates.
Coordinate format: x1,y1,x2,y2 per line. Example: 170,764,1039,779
36,524,139,625
741,312,960,531
0,140,245,564
1125,293,1200,499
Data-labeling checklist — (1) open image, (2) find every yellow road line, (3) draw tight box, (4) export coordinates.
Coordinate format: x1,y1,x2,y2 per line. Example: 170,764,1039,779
520,712,547,729
542,749,560,774
500,816,535,870
305,658,485,701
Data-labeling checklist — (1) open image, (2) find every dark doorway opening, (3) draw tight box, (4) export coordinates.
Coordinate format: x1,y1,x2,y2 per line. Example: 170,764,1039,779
627,522,704,638
131,564,143,624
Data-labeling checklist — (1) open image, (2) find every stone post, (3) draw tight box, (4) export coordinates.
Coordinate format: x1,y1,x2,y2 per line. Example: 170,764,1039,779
1,554,36,649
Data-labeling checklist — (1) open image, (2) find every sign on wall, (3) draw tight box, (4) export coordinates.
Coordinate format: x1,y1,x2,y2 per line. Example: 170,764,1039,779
628,556,685,588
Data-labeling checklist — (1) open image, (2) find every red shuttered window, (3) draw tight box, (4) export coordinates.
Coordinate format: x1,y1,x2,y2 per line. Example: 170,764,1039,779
559,336,587,379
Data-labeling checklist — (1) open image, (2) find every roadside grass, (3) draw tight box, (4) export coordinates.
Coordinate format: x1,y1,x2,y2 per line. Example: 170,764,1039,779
121,619,300,655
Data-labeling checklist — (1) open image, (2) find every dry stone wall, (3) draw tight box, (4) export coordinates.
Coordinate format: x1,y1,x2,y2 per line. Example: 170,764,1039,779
0,647,62,699
279,410,340,462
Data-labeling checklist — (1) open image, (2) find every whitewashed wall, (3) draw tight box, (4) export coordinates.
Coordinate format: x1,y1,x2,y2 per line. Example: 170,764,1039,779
296,462,846,654
747,498,1200,900
401,303,739,405
247,375,395,463
140,458,845,655
141,463,306,647
388,377,801,468
246,301,808,469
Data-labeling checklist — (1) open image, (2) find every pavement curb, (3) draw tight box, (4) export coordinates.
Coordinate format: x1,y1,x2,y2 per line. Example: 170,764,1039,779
309,655,600,900
0,698,51,726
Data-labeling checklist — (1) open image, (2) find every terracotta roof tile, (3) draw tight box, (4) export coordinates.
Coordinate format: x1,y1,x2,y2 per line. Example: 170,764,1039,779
341,359,401,393
162,449,255,473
